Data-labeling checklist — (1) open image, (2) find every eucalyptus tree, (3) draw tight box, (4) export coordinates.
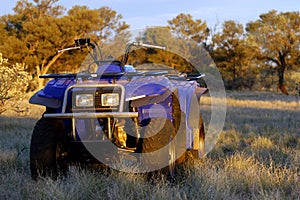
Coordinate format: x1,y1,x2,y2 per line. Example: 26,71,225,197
168,13,209,44
168,14,212,73
212,20,258,89
0,0,129,89
246,10,300,94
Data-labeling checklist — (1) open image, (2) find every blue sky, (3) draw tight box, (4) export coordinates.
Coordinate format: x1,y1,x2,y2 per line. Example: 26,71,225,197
1,0,299,30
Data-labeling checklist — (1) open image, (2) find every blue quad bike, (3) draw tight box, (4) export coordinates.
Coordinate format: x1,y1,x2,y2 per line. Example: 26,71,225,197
29,38,207,180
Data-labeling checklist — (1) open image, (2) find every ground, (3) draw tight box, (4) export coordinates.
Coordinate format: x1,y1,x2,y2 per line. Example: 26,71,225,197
0,91,299,199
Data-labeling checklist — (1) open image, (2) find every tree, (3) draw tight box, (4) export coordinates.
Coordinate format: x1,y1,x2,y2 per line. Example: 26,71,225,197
167,14,213,73
246,10,300,94
1,0,67,88
0,0,129,89
65,6,129,41
0,53,30,114
212,20,258,89
168,13,209,44
129,27,196,73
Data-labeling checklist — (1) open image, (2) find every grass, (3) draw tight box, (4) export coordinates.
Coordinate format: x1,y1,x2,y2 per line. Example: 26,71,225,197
0,91,299,199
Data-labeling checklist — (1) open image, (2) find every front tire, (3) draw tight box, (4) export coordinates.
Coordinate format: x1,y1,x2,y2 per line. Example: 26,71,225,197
30,117,69,180
137,118,176,178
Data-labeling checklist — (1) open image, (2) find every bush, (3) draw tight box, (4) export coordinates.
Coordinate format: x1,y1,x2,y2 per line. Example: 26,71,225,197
0,53,31,114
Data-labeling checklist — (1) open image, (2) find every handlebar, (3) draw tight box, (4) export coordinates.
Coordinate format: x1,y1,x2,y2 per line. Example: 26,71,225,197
122,42,166,65
131,42,166,50
57,38,103,62
58,38,166,67
58,46,81,53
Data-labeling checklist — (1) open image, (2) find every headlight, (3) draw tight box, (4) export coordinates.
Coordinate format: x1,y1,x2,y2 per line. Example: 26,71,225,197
75,94,94,107
101,93,119,106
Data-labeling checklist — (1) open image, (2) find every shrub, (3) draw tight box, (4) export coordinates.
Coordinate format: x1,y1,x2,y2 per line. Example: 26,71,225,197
0,53,31,114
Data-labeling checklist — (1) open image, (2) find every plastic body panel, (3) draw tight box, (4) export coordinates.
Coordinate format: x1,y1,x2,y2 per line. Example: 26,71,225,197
29,64,207,149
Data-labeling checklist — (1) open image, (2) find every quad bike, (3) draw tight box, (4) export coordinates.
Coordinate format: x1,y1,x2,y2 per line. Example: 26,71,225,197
29,38,207,180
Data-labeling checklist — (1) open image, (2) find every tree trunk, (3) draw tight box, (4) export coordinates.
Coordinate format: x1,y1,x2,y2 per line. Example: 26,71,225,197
35,52,64,89
36,65,44,90
277,52,289,95
277,65,288,95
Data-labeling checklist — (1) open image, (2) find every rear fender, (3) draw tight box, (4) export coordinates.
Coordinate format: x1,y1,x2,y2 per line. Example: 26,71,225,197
188,87,207,128
195,87,208,100
129,88,172,107
125,76,175,107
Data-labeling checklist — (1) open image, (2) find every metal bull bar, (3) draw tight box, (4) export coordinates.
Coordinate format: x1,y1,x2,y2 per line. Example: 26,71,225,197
43,84,139,140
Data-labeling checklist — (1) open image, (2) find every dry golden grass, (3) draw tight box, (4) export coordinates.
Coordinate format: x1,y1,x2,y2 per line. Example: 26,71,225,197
202,91,300,111
0,91,299,199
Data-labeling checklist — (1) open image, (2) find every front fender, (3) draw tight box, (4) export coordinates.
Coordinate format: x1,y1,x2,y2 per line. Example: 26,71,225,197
29,77,75,109
29,91,62,108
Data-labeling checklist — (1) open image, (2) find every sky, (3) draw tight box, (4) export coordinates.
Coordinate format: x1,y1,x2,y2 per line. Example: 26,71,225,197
1,0,299,30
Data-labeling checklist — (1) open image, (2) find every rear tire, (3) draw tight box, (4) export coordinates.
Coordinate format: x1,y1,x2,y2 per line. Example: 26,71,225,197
172,91,187,165
198,114,205,158
30,117,69,180
172,90,206,160
168,139,176,178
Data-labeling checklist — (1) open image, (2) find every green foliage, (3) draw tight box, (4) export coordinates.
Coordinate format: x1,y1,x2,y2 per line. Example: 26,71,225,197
0,0,129,89
168,13,209,44
167,11,300,94
212,21,259,90
0,2,299,94
246,10,300,94
129,27,213,74
128,27,194,72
